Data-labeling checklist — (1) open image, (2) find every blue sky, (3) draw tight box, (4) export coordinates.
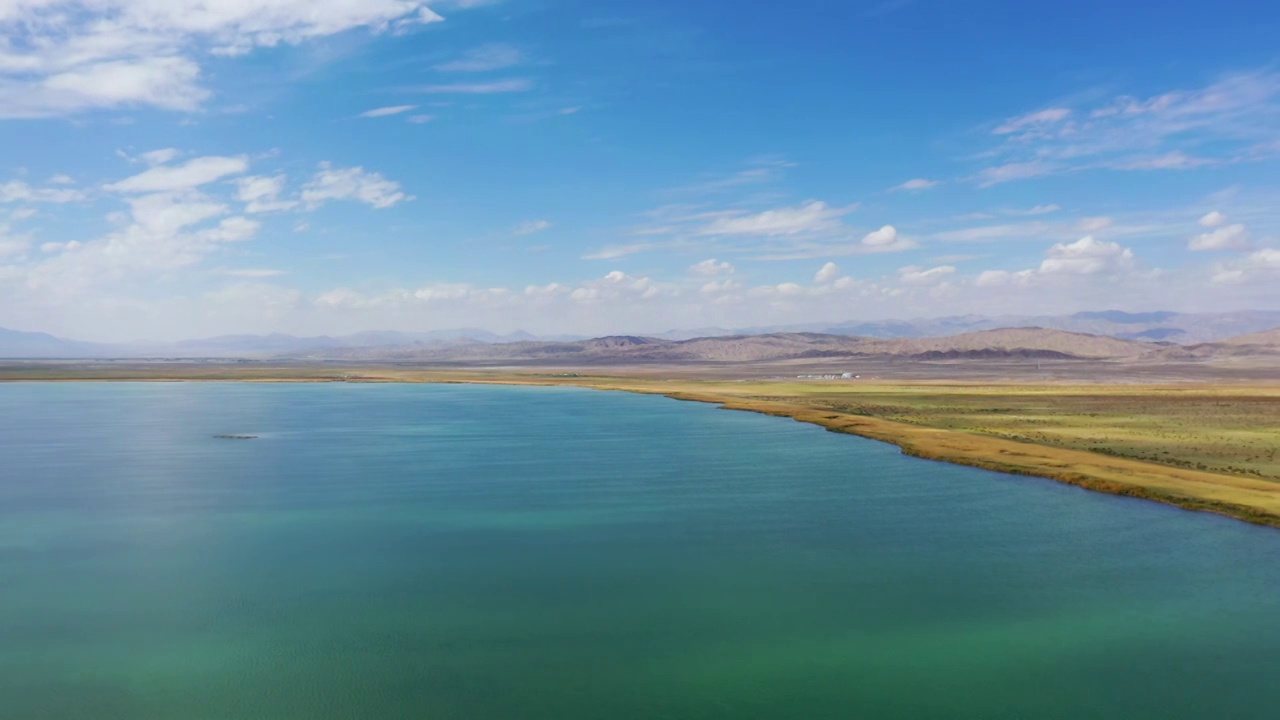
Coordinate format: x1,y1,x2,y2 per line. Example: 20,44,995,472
1,0,1278,341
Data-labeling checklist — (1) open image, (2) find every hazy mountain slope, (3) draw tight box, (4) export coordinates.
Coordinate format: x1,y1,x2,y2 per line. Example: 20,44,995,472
1219,329,1280,347
288,328,1166,364
0,326,105,358
791,310,1280,344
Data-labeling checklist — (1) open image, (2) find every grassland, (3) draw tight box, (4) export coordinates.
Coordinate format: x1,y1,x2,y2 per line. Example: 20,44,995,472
3,362,1278,528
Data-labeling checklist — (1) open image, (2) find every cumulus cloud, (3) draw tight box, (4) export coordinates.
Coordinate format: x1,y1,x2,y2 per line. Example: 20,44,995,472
1199,211,1228,227
1189,224,1251,251
567,271,672,304
1039,236,1136,275
1212,248,1280,284
814,262,841,284
975,236,1139,287
854,225,915,253
0,1,447,118
0,151,408,311
300,163,411,209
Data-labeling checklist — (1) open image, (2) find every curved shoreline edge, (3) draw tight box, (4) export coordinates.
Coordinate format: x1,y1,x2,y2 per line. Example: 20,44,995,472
457,379,1280,530
4,373,1277,529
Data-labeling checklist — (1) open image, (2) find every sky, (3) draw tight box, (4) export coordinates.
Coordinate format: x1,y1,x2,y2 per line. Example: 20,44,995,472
1,0,1278,342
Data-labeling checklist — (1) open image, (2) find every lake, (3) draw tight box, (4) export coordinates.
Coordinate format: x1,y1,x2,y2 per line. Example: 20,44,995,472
1,382,1278,719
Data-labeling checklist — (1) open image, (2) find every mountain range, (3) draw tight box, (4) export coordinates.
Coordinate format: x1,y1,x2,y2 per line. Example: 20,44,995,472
2,310,1278,360
285,327,1280,365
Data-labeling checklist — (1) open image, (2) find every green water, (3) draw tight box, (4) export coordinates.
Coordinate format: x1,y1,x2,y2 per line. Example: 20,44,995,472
1,383,1277,719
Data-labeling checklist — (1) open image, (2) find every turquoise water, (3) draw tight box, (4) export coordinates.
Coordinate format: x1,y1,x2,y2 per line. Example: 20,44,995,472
1,383,1278,719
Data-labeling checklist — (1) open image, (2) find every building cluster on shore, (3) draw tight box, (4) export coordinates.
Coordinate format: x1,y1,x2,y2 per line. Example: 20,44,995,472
795,373,862,380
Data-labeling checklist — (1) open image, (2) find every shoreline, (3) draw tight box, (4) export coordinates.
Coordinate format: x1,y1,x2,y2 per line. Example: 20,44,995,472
4,372,1278,529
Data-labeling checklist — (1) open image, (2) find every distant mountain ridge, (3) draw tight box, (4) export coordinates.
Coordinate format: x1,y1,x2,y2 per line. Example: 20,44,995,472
284,327,1280,365
2,309,1278,359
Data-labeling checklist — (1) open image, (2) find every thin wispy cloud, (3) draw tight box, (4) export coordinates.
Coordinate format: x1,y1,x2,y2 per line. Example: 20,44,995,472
977,71,1280,184
514,219,552,236
409,79,533,94
435,44,524,73
0,1,452,119
890,178,940,192
360,105,418,118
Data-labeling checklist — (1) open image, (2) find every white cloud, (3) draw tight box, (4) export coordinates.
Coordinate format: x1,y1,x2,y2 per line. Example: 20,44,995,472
300,163,411,209
690,259,735,276
701,201,850,236
983,71,1280,180
360,105,418,118
935,222,1051,243
1189,223,1250,251
978,161,1051,187
814,261,840,284
410,79,532,94
513,219,552,236
0,224,32,259
699,278,739,295
582,242,659,261
1213,248,1280,284
220,268,288,278
0,2,446,118
105,155,249,193
9,208,38,221
993,108,1072,135
898,265,956,285
1199,211,1227,228
890,178,939,192
407,114,435,124
1113,151,1215,171
1076,216,1113,232
141,148,182,165
975,269,1034,287
236,175,299,213
975,236,1139,288
1009,204,1061,216
1039,236,1136,276
861,225,898,247
435,44,523,72
0,181,84,204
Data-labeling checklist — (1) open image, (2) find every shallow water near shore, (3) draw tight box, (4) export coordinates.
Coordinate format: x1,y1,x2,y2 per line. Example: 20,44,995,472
2,382,1278,719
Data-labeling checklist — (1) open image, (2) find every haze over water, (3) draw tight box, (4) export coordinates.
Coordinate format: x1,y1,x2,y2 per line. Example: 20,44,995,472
2,383,1278,719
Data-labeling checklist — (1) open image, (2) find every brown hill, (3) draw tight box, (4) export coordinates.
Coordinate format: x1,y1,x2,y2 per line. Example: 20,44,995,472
1220,328,1280,347
291,327,1169,364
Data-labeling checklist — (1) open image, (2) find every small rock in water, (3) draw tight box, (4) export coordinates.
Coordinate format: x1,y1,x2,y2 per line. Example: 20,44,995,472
214,434,259,440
